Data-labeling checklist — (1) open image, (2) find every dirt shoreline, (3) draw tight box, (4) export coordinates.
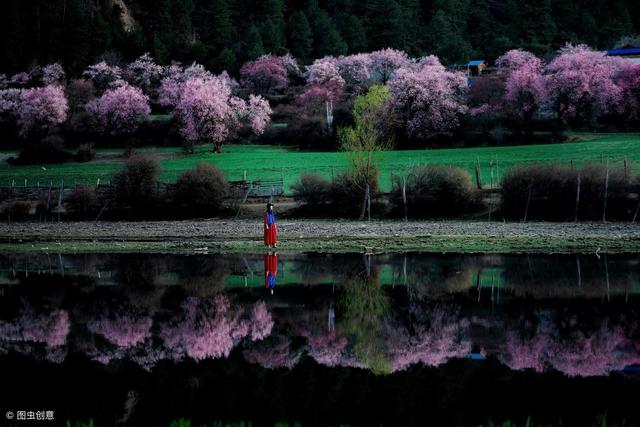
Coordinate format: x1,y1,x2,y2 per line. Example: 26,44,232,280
0,220,639,254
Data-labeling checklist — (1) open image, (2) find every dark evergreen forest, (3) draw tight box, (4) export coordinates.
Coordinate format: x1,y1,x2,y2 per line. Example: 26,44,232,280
1,0,639,75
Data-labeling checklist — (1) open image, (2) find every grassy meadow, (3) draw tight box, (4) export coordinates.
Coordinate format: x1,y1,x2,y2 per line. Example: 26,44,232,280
1,133,639,191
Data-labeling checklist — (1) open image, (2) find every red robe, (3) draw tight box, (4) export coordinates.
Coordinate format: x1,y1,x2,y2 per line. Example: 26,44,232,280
264,253,278,287
263,211,277,246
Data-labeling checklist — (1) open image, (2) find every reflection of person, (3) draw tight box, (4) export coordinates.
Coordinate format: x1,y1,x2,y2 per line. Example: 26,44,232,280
263,203,278,248
264,252,278,295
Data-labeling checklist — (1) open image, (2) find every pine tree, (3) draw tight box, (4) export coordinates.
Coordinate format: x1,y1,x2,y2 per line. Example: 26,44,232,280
425,9,471,64
313,10,347,57
245,24,265,60
261,0,286,53
366,0,404,50
342,15,367,53
287,11,313,62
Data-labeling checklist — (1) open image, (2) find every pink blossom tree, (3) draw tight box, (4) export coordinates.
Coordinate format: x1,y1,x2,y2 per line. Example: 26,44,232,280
174,76,271,152
125,53,164,96
82,61,123,93
496,49,544,137
544,44,622,130
335,53,373,93
369,48,412,83
42,63,66,85
17,85,69,137
617,65,640,123
298,58,345,133
496,49,541,71
240,55,289,95
0,88,23,117
158,63,185,108
88,82,151,135
388,59,468,139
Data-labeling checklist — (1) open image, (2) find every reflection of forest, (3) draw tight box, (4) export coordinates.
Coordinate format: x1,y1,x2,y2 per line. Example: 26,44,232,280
1,252,640,377
1,252,638,299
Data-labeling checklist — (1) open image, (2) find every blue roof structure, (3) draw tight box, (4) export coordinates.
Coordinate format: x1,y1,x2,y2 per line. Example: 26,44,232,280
468,60,485,66
607,47,640,56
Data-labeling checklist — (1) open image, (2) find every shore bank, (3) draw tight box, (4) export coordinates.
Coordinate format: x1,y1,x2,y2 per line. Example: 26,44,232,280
0,220,638,254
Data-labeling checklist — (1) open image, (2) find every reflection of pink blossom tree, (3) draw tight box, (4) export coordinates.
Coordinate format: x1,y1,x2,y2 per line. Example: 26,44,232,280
503,328,547,373
0,303,70,347
545,320,640,377
389,304,470,371
87,307,153,348
243,334,301,369
160,296,273,361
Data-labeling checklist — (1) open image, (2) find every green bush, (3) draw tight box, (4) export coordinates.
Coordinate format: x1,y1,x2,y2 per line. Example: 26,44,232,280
291,173,331,207
174,163,228,215
390,164,483,218
501,163,638,221
112,153,162,212
13,135,72,165
329,165,380,217
67,184,99,219
74,144,95,162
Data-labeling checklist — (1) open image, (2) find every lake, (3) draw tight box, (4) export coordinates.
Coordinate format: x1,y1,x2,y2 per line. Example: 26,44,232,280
1,252,639,426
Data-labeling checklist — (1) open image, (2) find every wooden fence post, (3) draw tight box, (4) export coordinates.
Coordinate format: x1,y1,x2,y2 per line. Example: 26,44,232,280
402,174,408,222
602,160,609,223
574,172,581,222
523,186,532,222
475,158,482,190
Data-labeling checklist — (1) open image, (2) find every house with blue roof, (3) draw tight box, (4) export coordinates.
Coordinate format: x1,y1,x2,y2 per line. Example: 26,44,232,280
606,46,640,65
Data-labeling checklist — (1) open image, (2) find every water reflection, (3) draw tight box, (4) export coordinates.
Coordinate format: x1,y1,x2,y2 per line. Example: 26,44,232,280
264,252,278,294
0,252,639,377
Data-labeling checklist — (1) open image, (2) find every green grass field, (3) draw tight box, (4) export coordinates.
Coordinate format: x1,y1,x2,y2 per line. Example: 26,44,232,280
1,133,639,191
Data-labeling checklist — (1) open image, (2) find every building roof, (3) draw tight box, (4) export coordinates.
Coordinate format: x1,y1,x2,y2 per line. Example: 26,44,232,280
607,47,640,56
468,60,486,66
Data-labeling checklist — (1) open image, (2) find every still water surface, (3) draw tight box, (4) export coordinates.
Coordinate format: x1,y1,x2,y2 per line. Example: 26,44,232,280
0,252,639,426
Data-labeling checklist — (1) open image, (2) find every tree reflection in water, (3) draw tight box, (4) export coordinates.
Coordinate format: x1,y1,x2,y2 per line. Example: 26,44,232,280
0,252,639,377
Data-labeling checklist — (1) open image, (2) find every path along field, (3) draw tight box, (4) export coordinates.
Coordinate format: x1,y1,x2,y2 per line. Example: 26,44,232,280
1,133,639,191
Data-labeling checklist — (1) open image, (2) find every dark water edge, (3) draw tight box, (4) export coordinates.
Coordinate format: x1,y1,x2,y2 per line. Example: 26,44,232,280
1,251,640,426
2,351,640,427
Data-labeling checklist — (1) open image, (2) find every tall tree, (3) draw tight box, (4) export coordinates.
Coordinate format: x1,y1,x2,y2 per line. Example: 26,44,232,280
312,10,347,57
365,0,404,50
342,15,367,53
286,11,313,62
261,0,286,53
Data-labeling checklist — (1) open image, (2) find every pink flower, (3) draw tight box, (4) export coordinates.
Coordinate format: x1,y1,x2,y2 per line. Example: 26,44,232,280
0,303,70,347
240,55,289,95
389,60,468,138
18,85,68,137
89,82,150,135
544,44,622,121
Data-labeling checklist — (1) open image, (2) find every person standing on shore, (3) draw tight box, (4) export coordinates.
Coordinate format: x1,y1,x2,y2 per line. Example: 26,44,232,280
264,203,278,248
